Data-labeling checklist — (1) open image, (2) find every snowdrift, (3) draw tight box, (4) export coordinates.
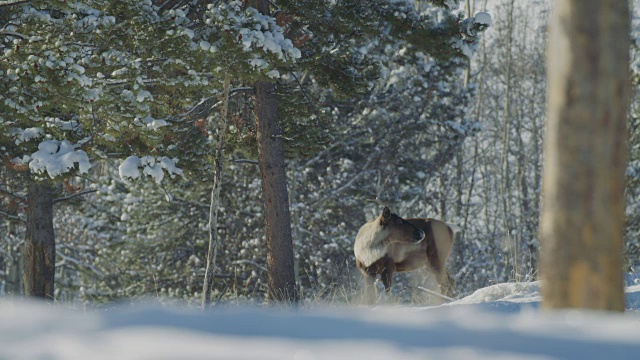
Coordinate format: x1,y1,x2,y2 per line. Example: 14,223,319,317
1,281,639,359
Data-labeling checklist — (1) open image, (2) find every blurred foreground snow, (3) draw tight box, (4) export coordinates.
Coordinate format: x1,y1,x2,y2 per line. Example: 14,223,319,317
1,280,639,360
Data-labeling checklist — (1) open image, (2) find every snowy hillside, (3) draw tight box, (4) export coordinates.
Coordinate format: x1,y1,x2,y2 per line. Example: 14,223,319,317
1,281,640,360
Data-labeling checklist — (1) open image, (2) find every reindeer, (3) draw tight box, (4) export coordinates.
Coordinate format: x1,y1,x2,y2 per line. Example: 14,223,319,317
354,206,459,302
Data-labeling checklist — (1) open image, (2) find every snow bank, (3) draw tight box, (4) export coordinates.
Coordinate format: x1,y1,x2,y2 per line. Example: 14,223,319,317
439,281,541,312
1,282,640,360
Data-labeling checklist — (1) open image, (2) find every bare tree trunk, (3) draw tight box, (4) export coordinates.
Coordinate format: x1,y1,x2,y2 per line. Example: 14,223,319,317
523,67,539,274
23,182,55,299
202,77,231,309
245,0,297,304
530,15,546,276
438,169,447,221
540,0,629,311
500,0,515,280
254,79,298,303
461,0,487,242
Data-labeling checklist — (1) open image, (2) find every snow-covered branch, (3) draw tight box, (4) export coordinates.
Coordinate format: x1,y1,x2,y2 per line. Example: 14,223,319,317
0,186,26,201
0,210,24,223
0,0,30,7
311,154,376,207
53,189,98,204
0,30,29,40
167,88,253,122
232,159,259,165
55,251,105,278
231,260,267,272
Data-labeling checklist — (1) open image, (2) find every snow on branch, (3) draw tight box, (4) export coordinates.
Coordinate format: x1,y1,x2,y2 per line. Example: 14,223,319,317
474,12,492,27
0,186,26,201
454,12,492,58
55,251,105,279
0,0,30,8
24,140,92,179
53,189,98,204
0,30,29,40
119,156,185,184
0,210,24,223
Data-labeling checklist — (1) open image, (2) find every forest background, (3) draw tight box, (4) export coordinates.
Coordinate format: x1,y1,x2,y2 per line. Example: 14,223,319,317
1,0,638,305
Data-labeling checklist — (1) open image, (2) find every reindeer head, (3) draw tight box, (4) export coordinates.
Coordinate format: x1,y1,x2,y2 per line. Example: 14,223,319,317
379,206,425,244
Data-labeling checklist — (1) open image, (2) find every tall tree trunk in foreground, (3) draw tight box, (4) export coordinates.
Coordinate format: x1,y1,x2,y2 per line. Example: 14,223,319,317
540,0,630,311
246,0,298,303
23,182,55,299
202,77,231,309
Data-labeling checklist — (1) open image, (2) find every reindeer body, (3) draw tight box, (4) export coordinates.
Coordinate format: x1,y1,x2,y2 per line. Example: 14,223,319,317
354,207,458,301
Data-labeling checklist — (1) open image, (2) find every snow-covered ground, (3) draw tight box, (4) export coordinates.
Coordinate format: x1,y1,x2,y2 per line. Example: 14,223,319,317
1,279,640,360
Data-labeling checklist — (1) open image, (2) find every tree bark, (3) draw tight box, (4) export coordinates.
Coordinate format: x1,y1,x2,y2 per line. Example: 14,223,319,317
540,0,629,311
23,182,55,299
244,0,297,304
254,80,298,303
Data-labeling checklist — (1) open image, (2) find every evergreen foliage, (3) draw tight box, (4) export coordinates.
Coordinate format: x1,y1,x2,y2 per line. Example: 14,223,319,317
1,0,495,302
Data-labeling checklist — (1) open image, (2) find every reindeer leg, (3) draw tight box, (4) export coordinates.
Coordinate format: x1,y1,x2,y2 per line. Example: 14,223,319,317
357,260,378,304
435,269,455,298
380,257,395,293
361,272,377,304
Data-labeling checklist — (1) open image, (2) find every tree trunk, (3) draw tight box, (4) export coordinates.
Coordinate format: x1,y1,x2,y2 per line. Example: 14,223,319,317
5,220,23,295
254,80,298,303
540,0,629,311
500,0,515,281
23,182,55,300
202,77,231,309
245,0,298,304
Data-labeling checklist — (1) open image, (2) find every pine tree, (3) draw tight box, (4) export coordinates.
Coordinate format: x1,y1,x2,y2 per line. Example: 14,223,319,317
0,0,206,298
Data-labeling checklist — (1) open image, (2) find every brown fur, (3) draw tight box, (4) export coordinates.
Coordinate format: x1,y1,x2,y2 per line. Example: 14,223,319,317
354,207,457,301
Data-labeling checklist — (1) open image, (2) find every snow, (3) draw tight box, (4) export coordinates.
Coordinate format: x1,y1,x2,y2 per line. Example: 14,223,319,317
444,0,459,11
118,156,143,181
119,156,184,184
1,281,640,359
28,140,92,178
136,90,152,102
199,40,211,51
474,12,492,26
204,1,302,66
13,127,44,145
146,119,168,130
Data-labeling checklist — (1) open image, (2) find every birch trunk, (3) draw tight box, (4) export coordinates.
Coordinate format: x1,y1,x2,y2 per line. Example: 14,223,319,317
540,0,629,311
500,0,515,279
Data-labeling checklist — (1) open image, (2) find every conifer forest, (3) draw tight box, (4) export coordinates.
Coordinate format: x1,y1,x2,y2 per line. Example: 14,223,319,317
1,0,639,307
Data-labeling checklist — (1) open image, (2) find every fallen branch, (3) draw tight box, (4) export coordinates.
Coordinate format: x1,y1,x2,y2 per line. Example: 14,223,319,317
415,286,455,302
